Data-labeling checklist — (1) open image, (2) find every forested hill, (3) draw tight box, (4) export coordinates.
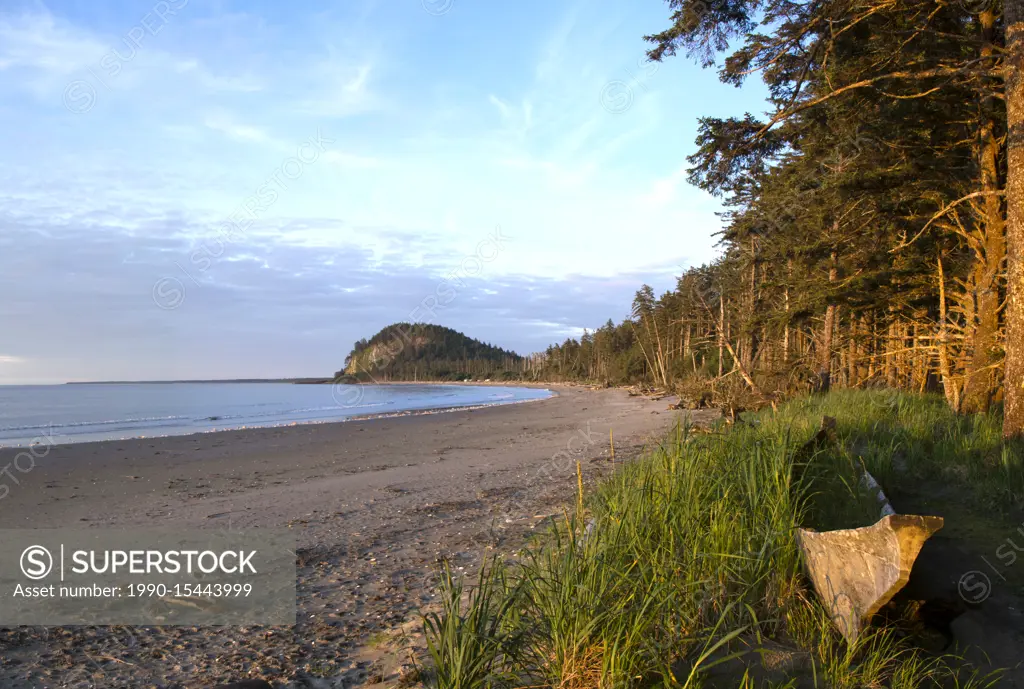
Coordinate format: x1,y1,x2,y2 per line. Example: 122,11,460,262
336,323,525,382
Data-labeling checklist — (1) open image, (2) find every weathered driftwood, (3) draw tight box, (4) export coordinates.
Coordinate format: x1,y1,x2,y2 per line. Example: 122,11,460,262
796,513,944,642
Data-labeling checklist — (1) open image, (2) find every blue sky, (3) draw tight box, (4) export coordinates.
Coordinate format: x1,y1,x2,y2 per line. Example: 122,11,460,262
0,0,768,384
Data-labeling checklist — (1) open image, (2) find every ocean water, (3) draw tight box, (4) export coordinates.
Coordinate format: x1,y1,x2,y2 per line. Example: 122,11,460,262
0,383,553,447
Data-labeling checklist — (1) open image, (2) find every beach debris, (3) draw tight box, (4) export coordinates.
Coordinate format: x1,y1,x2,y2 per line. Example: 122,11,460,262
721,404,747,424
670,390,714,410
796,513,944,643
793,415,943,642
861,469,896,518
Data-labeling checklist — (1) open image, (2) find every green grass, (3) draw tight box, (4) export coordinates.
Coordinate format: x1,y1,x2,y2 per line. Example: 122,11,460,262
421,390,1019,688
766,390,1023,515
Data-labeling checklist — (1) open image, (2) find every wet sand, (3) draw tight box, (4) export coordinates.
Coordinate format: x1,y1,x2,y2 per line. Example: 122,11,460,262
0,385,713,688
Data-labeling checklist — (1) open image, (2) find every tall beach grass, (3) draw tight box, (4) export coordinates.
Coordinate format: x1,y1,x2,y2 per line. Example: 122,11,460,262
421,390,1017,688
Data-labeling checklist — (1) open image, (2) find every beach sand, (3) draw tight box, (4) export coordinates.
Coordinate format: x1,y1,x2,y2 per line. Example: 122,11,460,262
0,385,714,688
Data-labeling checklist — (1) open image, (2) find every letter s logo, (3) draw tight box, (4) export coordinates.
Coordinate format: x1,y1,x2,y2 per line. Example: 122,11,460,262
21,546,53,580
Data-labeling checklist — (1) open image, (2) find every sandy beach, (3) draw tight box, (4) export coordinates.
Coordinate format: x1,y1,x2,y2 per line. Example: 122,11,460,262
0,385,713,688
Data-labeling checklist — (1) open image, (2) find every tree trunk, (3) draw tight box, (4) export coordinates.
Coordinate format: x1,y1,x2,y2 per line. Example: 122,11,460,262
783,258,793,365
1007,0,1024,437
818,249,839,393
848,315,858,387
937,254,962,410
899,321,906,388
912,319,928,393
820,303,836,392
718,293,725,378
868,312,877,381
720,330,763,397
964,7,1008,414
744,236,758,372
858,314,870,383
651,315,669,387
885,314,896,387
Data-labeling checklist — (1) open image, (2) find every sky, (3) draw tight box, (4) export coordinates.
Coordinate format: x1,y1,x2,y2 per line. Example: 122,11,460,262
0,0,769,384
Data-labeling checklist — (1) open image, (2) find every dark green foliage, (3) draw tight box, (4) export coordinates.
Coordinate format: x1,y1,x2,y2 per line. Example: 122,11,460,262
535,0,1010,417
337,323,524,382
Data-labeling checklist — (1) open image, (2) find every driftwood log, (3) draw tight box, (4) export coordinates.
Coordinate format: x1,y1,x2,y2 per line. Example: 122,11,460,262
797,515,944,642
793,417,944,642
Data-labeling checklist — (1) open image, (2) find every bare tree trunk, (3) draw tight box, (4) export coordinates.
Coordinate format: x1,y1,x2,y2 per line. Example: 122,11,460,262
937,255,962,410
720,330,763,396
632,328,650,383
1006,0,1024,437
743,236,758,372
817,249,839,393
651,315,669,387
848,315,858,387
760,325,770,371
858,314,870,383
820,303,836,392
912,319,928,393
886,311,897,387
895,321,906,389
867,312,877,381
783,314,790,364
783,258,792,365
718,293,725,378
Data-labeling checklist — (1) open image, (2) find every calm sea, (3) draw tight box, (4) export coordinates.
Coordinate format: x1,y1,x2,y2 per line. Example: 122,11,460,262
0,383,553,447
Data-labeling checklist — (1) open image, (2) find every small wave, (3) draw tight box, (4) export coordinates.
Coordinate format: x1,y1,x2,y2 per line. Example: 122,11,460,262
187,401,395,424
0,415,191,433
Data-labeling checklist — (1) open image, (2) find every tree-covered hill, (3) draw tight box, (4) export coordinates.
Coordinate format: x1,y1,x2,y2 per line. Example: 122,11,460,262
336,323,526,382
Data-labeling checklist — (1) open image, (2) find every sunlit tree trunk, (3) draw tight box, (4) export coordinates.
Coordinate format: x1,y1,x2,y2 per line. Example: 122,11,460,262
718,293,725,377
848,315,858,387
937,254,962,410
817,248,839,393
1005,0,1024,437
964,7,1008,413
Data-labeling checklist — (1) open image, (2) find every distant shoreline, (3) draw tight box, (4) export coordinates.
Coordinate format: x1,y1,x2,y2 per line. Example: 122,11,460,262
347,379,574,388
63,378,332,385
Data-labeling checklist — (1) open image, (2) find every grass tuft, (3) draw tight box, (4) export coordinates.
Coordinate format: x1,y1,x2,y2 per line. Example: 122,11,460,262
420,390,1021,687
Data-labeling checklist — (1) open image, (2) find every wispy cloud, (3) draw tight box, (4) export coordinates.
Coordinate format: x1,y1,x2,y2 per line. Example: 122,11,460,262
203,112,271,143
295,58,378,118
174,60,264,93
0,0,770,382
